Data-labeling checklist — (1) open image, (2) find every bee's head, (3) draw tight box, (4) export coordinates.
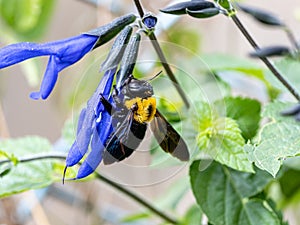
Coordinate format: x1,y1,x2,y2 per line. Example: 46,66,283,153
122,76,154,99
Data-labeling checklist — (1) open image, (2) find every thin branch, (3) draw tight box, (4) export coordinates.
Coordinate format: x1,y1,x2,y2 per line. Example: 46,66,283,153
0,153,179,224
284,27,300,51
231,14,300,101
132,0,190,108
148,33,191,108
133,0,145,17
0,153,67,165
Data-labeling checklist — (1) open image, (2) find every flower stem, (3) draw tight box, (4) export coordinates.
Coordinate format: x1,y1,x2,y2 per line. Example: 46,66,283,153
0,153,179,224
231,14,300,101
133,0,145,17
284,26,300,51
0,153,67,164
132,0,190,108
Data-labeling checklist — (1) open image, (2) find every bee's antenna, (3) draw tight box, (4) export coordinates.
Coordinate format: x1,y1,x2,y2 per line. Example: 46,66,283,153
146,71,163,82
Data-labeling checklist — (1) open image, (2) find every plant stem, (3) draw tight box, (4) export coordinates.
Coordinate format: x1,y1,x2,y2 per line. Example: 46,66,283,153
0,153,179,224
133,0,145,17
231,14,300,101
132,0,190,108
94,173,179,224
284,27,300,51
148,33,190,108
0,153,67,165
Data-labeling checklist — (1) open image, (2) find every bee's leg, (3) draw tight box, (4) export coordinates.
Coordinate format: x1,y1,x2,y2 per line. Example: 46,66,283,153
100,94,113,115
112,85,123,108
112,85,119,98
119,74,134,90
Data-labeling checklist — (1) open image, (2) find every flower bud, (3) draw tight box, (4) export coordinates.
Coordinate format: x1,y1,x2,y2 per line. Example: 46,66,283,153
237,3,284,26
186,7,220,19
85,13,137,49
160,0,216,15
116,33,141,89
142,13,158,29
249,46,290,58
100,26,133,72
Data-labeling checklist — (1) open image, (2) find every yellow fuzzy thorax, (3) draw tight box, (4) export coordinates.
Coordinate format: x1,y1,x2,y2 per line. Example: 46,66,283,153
124,97,156,123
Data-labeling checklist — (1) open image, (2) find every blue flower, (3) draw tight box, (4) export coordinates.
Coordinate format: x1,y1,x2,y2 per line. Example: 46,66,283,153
64,68,116,180
0,13,137,100
0,34,98,100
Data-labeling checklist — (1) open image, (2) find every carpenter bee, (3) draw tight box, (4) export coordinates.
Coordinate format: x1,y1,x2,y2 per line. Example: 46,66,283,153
100,74,189,164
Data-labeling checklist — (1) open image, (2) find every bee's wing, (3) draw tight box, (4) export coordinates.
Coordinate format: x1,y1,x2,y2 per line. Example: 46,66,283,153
150,110,189,161
103,111,135,165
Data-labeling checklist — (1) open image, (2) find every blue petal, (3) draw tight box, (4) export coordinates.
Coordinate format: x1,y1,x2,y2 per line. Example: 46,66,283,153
53,34,98,72
1,34,98,100
66,140,84,167
30,55,59,99
77,108,87,135
0,42,53,68
94,68,116,117
76,122,103,179
65,69,116,167
76,110,112,179
0,34,97,69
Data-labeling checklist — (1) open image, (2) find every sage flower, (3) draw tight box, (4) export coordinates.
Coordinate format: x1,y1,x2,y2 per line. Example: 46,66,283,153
0,35,98,99
64,68,116,180
0,14,136,100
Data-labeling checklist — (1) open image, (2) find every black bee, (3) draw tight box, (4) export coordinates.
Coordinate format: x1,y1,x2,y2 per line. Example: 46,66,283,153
100,74,189,164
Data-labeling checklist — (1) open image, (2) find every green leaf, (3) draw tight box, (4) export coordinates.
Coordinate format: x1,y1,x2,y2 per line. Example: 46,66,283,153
265,58,300,95
247,122,300,177
180,205,202,225
262,101,295,123
0,136,57,198
193,101,254,173
62,115,77,147
216,97,261,140
121,212,151,223
0,0,55,39
279,168,300,203
246,102,300,177
201,53,280,99
283,156,300,171
190,160,280,225
201,54,262,72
